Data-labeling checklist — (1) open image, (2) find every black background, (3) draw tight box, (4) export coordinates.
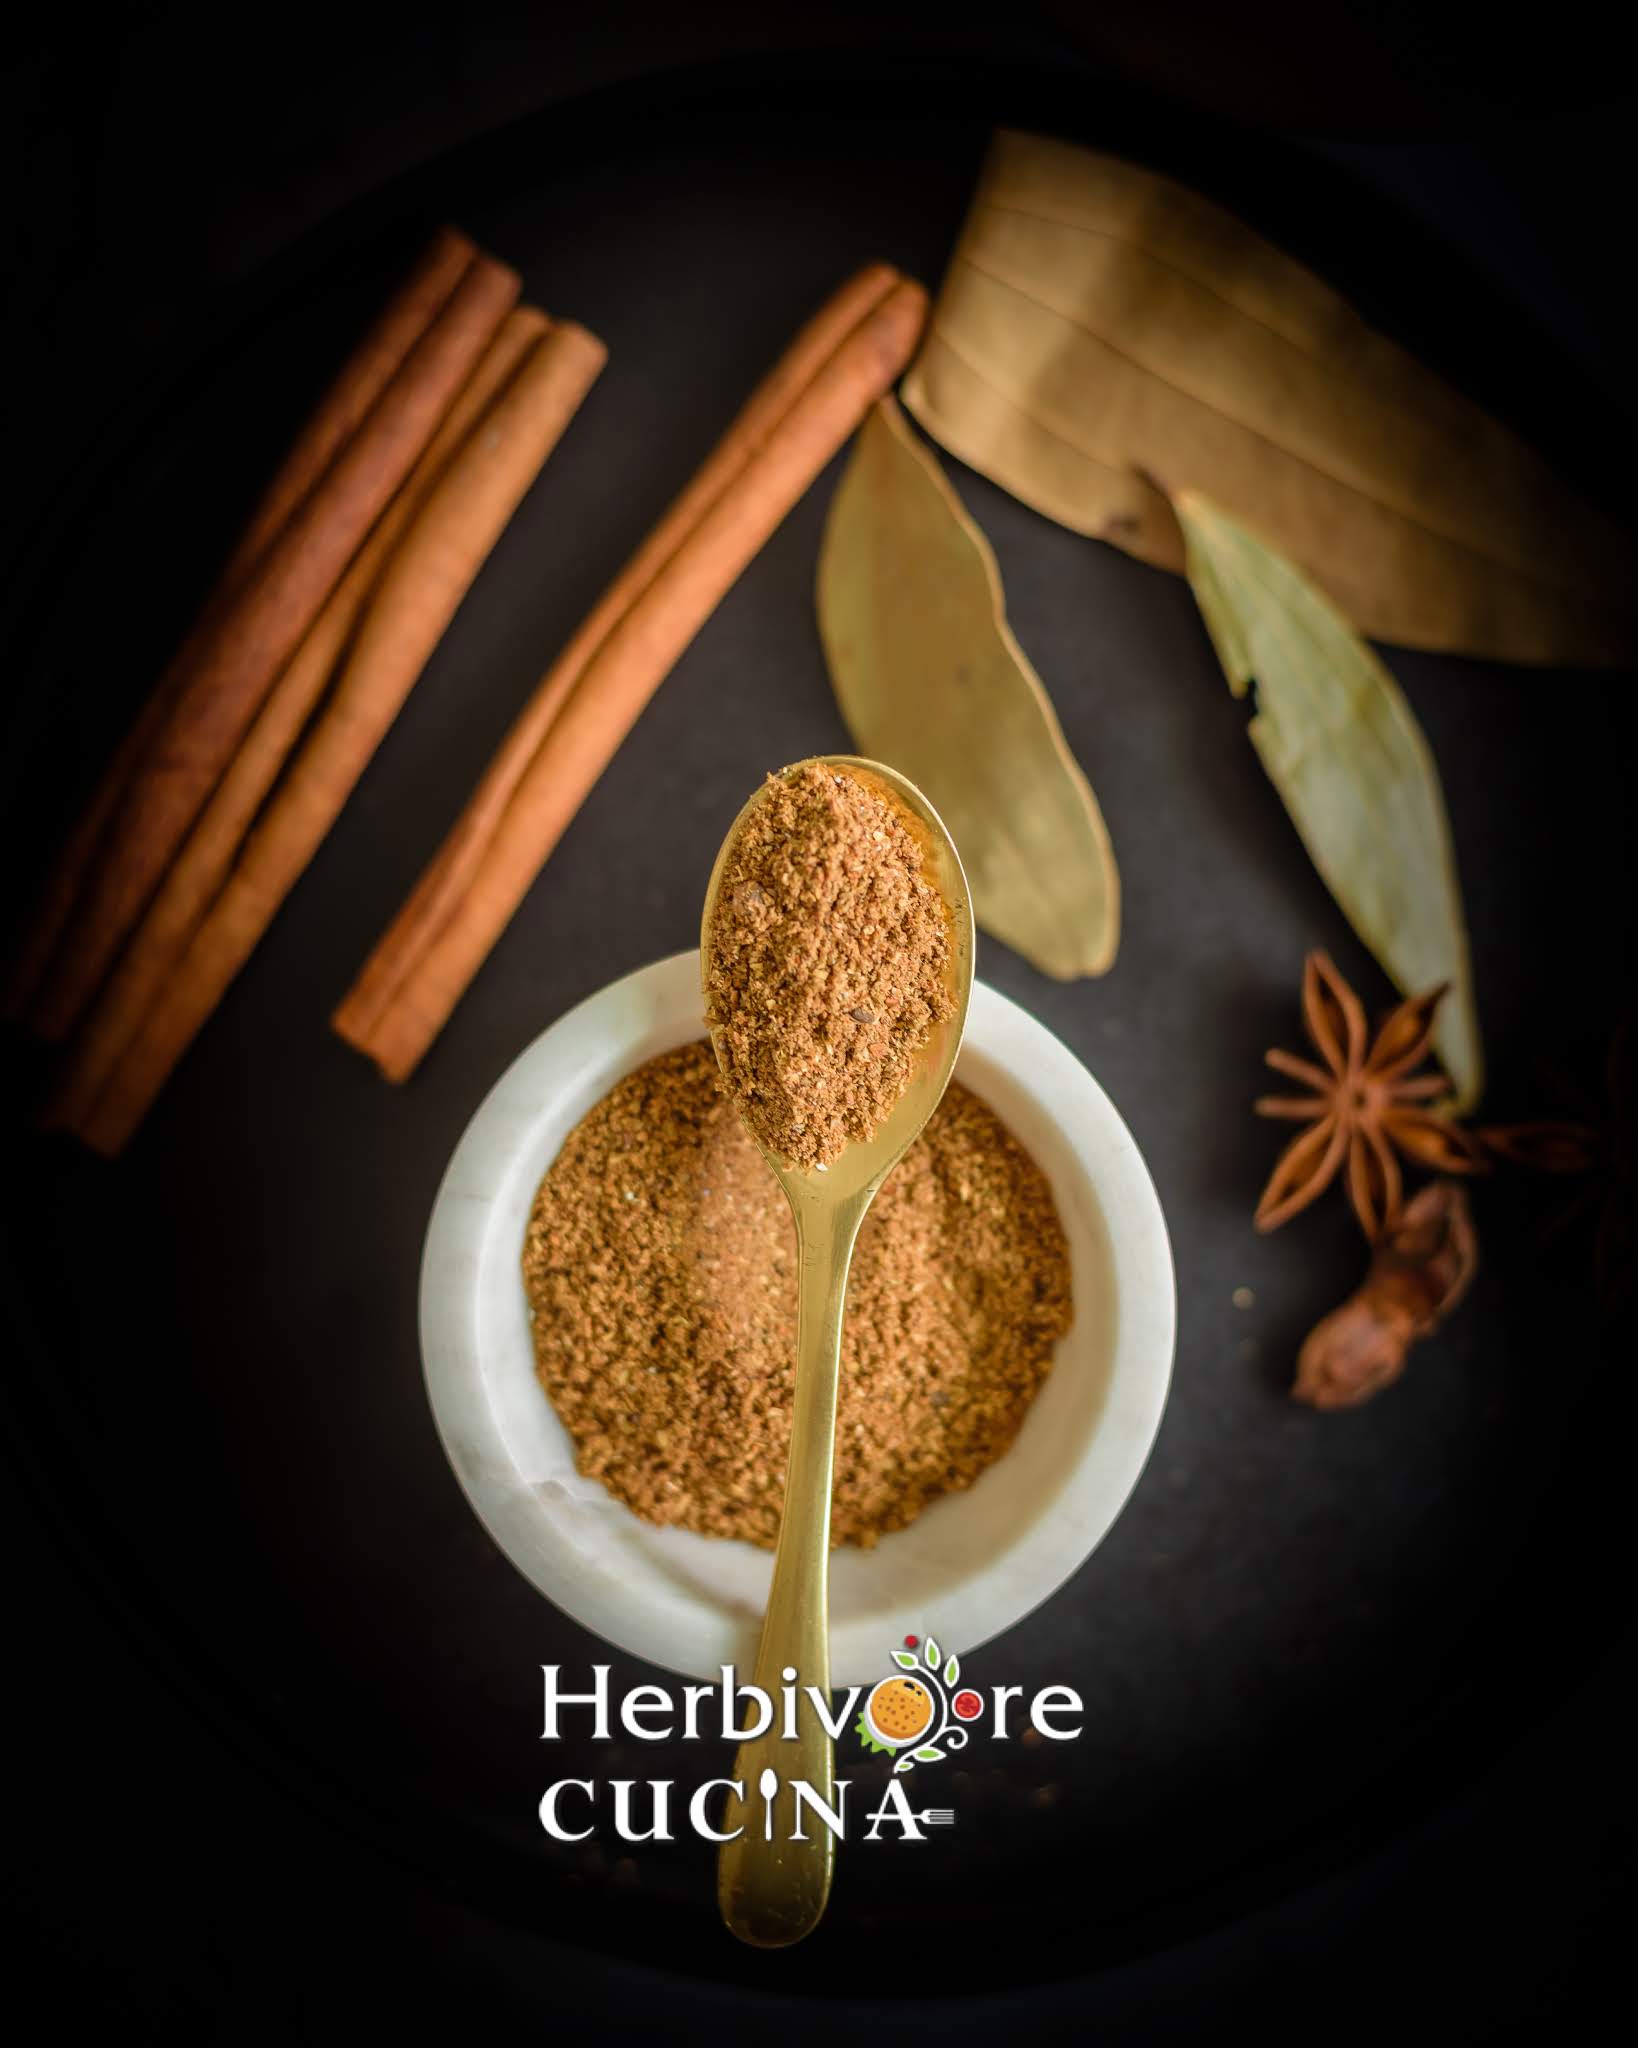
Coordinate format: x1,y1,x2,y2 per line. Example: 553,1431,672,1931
4,6,1637,2039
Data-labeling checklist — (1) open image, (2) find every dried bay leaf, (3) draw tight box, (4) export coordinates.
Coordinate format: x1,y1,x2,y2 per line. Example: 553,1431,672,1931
1176,491,1482,1109
903,129,1638,666
818,397,1118,979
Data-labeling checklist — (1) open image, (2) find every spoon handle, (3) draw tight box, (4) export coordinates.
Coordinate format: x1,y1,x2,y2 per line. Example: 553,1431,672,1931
718,1195,866,1947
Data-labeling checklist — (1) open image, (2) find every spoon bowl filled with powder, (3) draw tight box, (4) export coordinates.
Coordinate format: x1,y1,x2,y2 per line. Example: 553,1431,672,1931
703,756,968,1184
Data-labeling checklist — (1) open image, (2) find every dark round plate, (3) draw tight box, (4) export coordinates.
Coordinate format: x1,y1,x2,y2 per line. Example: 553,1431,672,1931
3,55,1635,2001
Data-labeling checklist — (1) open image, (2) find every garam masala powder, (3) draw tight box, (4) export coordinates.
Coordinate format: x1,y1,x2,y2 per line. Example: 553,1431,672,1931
522,1043,1071,1548
705,760,953,1170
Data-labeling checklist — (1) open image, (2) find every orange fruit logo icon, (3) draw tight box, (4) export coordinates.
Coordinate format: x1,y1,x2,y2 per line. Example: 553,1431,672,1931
855,1631,971,1771
865,1676,934,1746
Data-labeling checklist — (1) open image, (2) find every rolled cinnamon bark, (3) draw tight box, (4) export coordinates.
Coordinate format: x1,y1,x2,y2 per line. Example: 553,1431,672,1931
331,262,904,1048
218,226,479,588
3,228,477,1026
45,307,553,1133
28,247,521,1044
76,318,607,1155
334,267,928,1081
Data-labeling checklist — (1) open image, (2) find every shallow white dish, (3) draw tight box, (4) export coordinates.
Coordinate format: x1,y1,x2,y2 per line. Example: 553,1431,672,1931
421,951,1174,1686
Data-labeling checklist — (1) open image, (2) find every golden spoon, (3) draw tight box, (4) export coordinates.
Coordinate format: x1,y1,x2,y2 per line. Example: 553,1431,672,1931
701,754,974,1948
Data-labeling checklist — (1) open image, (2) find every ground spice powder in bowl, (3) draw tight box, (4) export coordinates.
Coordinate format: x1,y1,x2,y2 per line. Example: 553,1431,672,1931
521,1042,1071,1548
704,760,954,1170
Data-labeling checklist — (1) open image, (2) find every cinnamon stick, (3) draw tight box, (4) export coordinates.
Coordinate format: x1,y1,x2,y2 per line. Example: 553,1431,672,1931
217,226,479,590
3,227,477,1025
75,318,607,1156
45,307,553,1134
334,266,928,1081
28,248,521,1044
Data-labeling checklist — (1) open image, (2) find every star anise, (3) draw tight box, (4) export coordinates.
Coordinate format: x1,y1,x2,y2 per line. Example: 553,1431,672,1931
1255,950,1485,1241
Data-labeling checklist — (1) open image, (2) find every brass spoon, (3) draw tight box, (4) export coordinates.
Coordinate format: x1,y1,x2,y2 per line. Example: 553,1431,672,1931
701,755,974,1948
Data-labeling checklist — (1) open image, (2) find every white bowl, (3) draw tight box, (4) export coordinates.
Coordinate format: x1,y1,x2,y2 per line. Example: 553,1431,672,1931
421,952,1174,1686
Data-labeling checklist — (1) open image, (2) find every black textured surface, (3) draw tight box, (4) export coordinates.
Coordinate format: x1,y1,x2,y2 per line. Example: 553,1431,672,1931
4,43,1637,2031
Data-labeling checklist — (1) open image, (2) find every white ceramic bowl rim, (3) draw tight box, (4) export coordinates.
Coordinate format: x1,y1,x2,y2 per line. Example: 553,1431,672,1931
420,952,1175,1685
